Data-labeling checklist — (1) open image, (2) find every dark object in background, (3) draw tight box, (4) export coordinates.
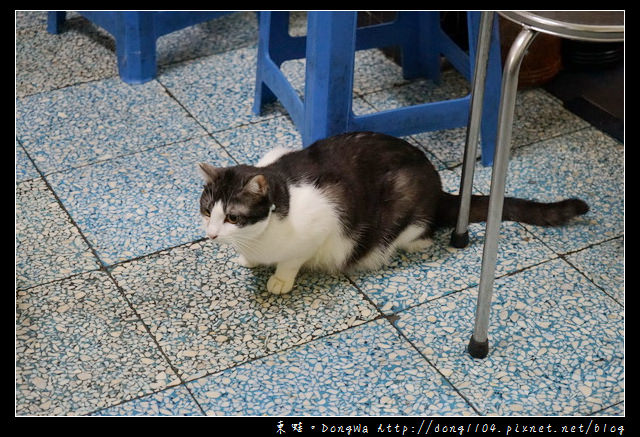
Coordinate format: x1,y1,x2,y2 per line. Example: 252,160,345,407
562,40,624,70
361,11,623,142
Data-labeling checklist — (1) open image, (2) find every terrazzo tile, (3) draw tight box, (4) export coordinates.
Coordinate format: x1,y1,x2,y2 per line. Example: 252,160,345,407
16,178,100,290
349,168,556,314
188,318,475,416
566,238,624,305
110,240,379,382
156,11,258,66
471,128,623,253
406,88,588,168
46,136,235,265
16,139,40,182
158,46,285,134
16,271,179,415
16,11,49,30
213,115,301,165
16,14,117,98
92,385,202,416
597,401,624,416
396,258,624,415
279,48,413,101
16,77,205,174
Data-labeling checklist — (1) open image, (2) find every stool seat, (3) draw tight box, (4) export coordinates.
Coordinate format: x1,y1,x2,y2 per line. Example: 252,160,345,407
253,11,503,166
499,11,624,41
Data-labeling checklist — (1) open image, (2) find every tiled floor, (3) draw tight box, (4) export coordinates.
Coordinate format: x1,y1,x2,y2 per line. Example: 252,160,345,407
16,12,624,416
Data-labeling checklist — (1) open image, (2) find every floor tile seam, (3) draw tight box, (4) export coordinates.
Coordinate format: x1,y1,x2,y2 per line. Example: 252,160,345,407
105,237,208,270
503,125,607,164
19,130,213,181
344,274,482,414
15,138,41,185
16,146,107,271
82,380,205,416
556,238,625,308
154,76,289,164
18,144,195,408
383,255,565,320
590,400,624,416
15,68,120,100
442,124,603,176
177,314,385,387
379,305,483,415
516,218,624,307
16,14,249,100
15,267,103,294
102,266,195,391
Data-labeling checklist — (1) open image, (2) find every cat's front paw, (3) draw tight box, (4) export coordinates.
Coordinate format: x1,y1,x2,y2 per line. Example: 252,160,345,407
267,274,295,295
235,255,258,268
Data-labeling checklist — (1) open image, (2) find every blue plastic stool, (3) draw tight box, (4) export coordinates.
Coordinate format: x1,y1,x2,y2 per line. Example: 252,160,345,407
253,11,502,166
47,11,232,84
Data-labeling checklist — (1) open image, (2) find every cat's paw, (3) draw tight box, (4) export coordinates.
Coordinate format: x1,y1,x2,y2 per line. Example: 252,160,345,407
235,255,258,268
267,274,295,295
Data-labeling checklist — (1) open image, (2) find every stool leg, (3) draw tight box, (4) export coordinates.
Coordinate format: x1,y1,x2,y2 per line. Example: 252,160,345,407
400,12,441,82
479,15,502,167
47,11,66,34
302,12,357,146
468,27,538,359
253,11,286,114
115,12,157,84
451,11,494,249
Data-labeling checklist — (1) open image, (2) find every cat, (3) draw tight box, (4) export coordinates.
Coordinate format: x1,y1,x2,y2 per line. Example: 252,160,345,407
198,131,588,295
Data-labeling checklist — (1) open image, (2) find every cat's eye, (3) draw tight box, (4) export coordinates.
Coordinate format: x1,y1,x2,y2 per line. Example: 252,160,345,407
202,210,211,218
225,214,239,224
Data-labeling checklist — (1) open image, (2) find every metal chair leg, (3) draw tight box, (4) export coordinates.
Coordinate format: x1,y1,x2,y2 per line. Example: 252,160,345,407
451,11,495,249
468,26,538,359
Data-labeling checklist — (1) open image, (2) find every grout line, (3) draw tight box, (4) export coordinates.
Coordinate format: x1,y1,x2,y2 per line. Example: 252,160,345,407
344,275,483,415
18,142,204,415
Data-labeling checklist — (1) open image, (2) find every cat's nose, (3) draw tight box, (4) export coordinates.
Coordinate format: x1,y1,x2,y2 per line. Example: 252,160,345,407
207,234,218,240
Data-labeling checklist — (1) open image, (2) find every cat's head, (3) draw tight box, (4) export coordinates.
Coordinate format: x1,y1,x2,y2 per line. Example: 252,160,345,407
198,163,275,244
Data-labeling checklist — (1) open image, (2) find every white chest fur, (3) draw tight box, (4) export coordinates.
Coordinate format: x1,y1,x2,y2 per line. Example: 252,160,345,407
234,183,354,273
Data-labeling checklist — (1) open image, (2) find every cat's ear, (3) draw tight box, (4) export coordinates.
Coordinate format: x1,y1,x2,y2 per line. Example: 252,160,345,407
244,174,268,197
198,162,221,184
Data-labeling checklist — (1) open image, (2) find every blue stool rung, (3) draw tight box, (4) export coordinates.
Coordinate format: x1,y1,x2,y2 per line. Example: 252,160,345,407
253,11,502,166
47,11,233,84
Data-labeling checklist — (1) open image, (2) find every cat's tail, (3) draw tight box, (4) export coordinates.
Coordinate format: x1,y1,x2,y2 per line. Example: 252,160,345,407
436,192,589,228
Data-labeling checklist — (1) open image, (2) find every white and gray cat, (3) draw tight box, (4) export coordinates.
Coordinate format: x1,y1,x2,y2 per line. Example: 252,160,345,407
198,132,588,295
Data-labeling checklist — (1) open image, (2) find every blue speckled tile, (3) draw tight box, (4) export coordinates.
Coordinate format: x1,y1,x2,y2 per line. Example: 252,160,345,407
16,140,40,182
396,258,624,416
471,127,623,253
16,77,205,174
16,271,179,415
349,168,556,314
598,402,624,416
92,386,202,416
566,238,624,305
16,178,101,289
400,88,589,168
213,116,301,165
110,240,378,382
46,136,235,266
158,46,285,134
16,14,117,98
156,12,257,66
279,48,412,101
187,318,475,416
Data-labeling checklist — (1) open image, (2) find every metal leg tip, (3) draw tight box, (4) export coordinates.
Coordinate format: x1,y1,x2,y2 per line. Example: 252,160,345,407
450,231,470,248
468,336,489,359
